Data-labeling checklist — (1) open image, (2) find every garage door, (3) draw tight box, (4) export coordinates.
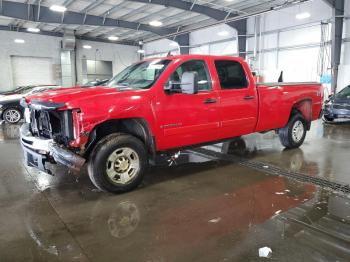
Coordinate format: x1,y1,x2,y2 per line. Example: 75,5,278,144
11,56,54,87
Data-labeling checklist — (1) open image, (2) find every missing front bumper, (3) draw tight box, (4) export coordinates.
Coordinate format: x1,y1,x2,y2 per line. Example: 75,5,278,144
20,123,86,174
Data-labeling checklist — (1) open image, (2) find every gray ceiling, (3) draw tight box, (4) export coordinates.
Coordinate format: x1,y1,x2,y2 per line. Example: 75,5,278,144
0,0,293,44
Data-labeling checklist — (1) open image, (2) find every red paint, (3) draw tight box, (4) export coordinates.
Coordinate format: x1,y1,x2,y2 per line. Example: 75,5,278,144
26,55,323,151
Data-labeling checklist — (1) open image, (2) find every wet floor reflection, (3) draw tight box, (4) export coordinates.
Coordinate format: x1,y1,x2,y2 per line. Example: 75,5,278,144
0,122,21,141
0,121,350,261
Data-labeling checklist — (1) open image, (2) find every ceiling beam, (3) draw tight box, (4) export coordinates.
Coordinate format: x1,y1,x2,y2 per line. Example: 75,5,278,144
0,25,136,45
322,0,336,7
330,0,345,93
1,0,177,36
127,0,241,21
62,0,76,8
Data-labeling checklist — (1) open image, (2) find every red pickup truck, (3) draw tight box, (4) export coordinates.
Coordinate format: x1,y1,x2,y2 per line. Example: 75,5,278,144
20,55,323,193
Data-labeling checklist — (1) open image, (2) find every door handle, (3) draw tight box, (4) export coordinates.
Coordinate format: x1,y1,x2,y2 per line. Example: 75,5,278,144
203,98,217,104
244,95,255,100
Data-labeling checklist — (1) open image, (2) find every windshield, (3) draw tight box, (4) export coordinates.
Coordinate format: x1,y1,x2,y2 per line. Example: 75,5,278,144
336,85,350,99
107,59,171,89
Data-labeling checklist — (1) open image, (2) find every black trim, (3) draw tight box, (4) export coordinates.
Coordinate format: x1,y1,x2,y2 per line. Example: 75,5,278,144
30,100,65,110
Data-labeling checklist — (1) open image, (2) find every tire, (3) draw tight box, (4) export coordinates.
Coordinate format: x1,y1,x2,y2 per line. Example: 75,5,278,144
88,133,148,193
278,113,307,149
3,108,22,124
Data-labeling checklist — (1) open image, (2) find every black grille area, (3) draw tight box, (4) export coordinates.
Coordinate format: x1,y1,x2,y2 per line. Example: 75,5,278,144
29,109,74,146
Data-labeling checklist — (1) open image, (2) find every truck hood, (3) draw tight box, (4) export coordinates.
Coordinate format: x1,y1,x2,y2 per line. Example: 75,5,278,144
26,86,120,105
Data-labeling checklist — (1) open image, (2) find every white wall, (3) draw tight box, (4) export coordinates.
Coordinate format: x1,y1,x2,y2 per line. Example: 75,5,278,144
190,24,238,55
247,0,350,89
0,30,139,91
0,31,61,91
75,40,138,84
247,0,333,83
144,38,179,57
143,24,238,57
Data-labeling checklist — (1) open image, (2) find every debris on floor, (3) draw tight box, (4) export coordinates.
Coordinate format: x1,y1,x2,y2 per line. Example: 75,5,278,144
208,217,221,223
259,247,272,258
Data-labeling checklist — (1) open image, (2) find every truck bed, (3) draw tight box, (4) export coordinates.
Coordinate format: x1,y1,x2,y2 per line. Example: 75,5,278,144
254,82,323,132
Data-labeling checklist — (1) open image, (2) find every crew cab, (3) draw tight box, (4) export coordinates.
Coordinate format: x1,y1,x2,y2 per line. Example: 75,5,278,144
20,55,323,193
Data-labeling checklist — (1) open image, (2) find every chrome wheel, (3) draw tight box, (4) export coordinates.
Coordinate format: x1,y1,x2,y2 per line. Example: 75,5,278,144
106,147,140,185
4,109,21,123
291,120,304,143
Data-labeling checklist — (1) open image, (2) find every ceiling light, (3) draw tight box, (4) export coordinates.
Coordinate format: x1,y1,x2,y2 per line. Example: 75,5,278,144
137,49,145,54
296,12,310,20
108,36,119,41
218,31,229,36
83,45,92,49
49,5,67,13
14,39,25,44
149,20,163,27
27,28,40,33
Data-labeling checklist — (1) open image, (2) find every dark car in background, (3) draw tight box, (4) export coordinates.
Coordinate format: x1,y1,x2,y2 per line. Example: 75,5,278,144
323,85,350,122
0,85,60,124
0,85,36,96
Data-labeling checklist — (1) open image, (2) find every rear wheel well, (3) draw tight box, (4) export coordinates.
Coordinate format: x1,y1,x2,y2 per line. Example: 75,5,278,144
84,118,155,158
290,100,312,130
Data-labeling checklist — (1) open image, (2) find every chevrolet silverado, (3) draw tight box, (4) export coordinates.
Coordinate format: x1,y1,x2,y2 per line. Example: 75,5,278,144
20,55,323,193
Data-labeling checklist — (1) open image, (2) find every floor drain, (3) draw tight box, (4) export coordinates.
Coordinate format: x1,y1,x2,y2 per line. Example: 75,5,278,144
192,148,350,194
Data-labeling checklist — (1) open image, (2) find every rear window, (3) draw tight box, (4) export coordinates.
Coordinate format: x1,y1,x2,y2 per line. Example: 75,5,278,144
214,60,248,89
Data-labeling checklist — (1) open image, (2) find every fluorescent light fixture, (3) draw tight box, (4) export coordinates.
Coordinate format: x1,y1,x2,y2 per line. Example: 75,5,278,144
149,20,163,27
296,12,310,20
218,31,229,36
14,39,25,44
27,27,40,33
108,36,119,41
49,5,67,12
137,49,145,54
83,45,92,49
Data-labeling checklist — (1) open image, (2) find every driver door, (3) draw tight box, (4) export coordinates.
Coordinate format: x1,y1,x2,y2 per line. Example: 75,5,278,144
155,59,220,150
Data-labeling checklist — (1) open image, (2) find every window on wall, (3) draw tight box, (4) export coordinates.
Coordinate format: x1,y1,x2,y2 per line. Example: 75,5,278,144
214,60,248,89
168,60,212,91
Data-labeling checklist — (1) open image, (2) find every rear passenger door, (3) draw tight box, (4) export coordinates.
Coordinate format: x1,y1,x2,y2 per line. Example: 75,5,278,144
214,60,258,138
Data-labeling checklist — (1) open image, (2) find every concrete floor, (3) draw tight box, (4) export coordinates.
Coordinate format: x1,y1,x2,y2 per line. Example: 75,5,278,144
0,120,350,261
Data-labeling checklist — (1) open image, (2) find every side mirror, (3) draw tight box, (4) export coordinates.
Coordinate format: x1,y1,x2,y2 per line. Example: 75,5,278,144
180,72,198,94
164,81,182,93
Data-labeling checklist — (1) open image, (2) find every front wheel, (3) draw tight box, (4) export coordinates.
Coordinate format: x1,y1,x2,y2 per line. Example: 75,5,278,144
88,133,148,193
278,113,307,149
3,108,22,124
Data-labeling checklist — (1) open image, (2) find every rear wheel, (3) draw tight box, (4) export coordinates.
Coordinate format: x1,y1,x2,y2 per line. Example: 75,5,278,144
278,113,307,149
88,133,148,193
3,108,21,124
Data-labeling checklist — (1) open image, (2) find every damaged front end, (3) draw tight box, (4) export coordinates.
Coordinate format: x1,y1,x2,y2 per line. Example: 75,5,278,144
20,99,85,174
